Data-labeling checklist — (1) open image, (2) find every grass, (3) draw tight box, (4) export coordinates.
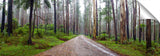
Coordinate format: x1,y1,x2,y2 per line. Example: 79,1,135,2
0,25,77,56
97,40,160,56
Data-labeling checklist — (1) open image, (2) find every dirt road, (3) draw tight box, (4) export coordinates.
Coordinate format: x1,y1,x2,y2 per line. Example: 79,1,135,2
35,35,118,56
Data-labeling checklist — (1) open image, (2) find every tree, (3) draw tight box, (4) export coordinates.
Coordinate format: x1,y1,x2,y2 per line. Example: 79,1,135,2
96,0,98,36
120,0,127,44
66,0,70,35
93,0,96,39
7,0,13,36
111,0,118,43
28,0,34,45
125,0,129,40
54,0,57,33
138,4,142,42
1,0,6,33
146,19,151,52
154,20,156,42
159,24,160,43
133,0,137,41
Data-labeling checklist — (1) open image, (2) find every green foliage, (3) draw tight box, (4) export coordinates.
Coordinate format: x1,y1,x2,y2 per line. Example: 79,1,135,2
104,16,113,23
97,34,108,40
12,18,18,30
97,41,144,56
140,24,146,28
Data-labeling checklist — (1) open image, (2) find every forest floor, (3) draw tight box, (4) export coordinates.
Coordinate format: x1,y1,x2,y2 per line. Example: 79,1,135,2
35,35,118,56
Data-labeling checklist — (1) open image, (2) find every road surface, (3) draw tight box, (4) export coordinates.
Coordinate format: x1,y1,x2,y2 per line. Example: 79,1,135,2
35,35,119,56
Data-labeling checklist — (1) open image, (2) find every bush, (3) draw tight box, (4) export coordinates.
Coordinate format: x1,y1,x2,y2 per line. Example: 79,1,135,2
97,34,108,40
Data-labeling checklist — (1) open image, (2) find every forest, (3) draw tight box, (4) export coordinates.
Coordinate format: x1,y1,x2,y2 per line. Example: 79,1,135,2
0,0,160,56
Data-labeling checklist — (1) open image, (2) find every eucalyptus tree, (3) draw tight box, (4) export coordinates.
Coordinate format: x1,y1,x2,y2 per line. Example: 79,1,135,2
133,0,137,41
8,0,13,36
120,0,127,44
1,0,6,33
111,0,118,43
66,0,70,35
96,0,98,36
76,0,80,34
125,0,129,40
93,0,96,39
146,19,151,52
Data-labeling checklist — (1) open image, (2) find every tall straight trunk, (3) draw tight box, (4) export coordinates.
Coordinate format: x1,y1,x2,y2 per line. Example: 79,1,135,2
73,1,76,34
133,0,137,41
111,0,118,43
125,0,129,40
143,19,145,40
120,0,127,44
139,5,141,42
99,12,101,35
63,0,65,33
66,0,70,35
96,0,98,36
107,0,110,38
54,0,57,33
32,8,36,37
159,24,160,43
28,0,34,45
93,0,96,39
108,21,110,38
154,20,156,42
7,0,13,36
146,19,151,52
89,7,92,37
1,0,5,32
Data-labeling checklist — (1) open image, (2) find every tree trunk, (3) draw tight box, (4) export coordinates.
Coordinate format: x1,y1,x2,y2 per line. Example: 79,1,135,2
154,20,156,42
28,0,34,45
125,0,129,40
66,0,70,35
96,0,98,36
54,0,57,33
93,0,96,39
139,4,141,42
133,0,137,41
32,8,36,37
143,19,145,40
146,19,151,52
159,24,160,43
7,0,13,36
1,0,5,33
111,0,118,43
120,0,127,44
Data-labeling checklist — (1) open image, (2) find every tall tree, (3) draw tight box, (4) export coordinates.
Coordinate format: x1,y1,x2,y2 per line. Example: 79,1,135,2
1,0,6,33
125,0,129,40
133,0,137,41
66,0,70,35
54,0,57,33
154,20,156,42
139,4,141,42
111,0,118,43
76,0,80,34
28,0,34,44
7,0,13,36
120,0,127,44
96,0,98,36
146,19,151,52
93,0,96,39
159,24,160,43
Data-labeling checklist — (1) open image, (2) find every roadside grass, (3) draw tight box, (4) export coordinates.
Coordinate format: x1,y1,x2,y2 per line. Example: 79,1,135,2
0,25,77,56
97,39,160,56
